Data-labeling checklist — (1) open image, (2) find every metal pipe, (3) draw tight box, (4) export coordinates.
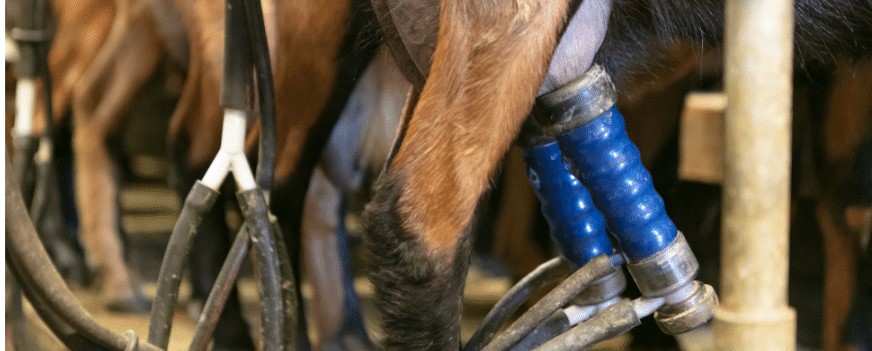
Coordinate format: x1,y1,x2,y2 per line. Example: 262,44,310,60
464,257,572,351
713,0,797,349
7,267,32,351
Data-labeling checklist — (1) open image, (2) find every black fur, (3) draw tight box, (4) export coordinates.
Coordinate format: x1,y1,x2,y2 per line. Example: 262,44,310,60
363,175,473,350
598,0,872,86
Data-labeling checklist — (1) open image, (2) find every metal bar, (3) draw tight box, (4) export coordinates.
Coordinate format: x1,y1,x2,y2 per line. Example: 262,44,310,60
7,267,32,351
713,0,797,350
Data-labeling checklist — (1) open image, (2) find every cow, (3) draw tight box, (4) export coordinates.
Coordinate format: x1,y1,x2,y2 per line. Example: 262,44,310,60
362,0,872,349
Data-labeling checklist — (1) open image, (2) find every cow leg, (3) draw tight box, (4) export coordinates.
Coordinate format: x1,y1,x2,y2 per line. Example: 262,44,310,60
818,204,860,351
71,0,163,312
303,168,372,350
72,121,144,311
818,61,872,351
363,1,573,348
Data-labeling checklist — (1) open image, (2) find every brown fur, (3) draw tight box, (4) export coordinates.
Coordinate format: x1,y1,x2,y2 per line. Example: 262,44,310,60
169,0,350,179
817,60,872,351
40,0,167,308
391,0,572,258
363,1,573,348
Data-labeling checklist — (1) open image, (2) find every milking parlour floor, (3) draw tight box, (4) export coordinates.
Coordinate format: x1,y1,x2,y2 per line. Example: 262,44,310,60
16,176,730,351
8,71,805,351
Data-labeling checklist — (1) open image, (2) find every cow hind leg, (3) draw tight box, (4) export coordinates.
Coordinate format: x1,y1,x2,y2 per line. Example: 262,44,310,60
71,0,164,312
818,61,872,351
363,1,572,348
303,168,372,350
72,122,146,311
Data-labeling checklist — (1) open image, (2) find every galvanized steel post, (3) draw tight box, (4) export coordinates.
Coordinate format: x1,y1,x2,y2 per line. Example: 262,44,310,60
714,1,797,350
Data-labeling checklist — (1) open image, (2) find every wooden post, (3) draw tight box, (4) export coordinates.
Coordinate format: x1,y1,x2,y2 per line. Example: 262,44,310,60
713,1,797,350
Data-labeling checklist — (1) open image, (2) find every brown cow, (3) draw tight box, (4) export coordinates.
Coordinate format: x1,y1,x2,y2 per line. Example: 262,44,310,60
33,0,179,312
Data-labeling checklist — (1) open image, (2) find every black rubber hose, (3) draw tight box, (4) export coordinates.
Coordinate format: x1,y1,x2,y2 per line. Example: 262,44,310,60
11,0,38,78
241,0,276,192
6,260,111,351
241,0,294,343
12,135,39,198
272,2,381,349
508,310,571,351
6,156,163,351
7,266,32,351
9,135,39,351
34,0,55,140
481,255,616,351
221,0,252,111
237,189,286,351
148,182,220,349
464,257,572,351
188,226,250,351
533,300,641,351
269,214,299,350
187,214,295,351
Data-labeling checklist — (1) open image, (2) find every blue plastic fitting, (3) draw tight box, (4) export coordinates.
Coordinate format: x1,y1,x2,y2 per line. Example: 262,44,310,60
535,64,718,335
522,140,613,268
555,106,677,261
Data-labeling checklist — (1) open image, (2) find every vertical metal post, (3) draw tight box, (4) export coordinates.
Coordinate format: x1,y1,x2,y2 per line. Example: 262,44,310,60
714,1,797,350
